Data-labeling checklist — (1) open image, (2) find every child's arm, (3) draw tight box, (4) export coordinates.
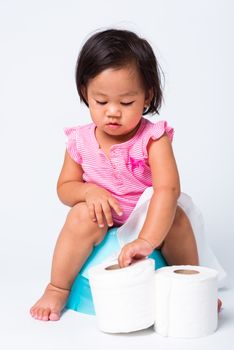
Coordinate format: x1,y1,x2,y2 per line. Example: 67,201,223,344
118,133,180,267
57,150,122,226
138,133,180,246
57,150,96,206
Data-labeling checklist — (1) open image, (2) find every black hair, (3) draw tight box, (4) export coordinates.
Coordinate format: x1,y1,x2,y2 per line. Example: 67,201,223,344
75,29,164,115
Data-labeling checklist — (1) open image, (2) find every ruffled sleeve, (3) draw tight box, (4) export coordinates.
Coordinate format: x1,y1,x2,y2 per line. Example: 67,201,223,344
142,120,174,158
64,126,82,164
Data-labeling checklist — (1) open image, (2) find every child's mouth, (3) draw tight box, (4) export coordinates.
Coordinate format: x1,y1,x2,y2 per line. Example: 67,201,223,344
106,123,121,129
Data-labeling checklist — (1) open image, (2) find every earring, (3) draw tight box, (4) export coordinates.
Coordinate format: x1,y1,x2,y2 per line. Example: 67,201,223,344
144,105,150,113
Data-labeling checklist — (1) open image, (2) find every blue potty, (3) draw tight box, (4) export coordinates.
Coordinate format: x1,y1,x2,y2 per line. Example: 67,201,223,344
66,227,168,315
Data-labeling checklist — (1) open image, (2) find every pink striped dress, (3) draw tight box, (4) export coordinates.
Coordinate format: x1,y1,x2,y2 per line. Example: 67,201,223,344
64,117,174,226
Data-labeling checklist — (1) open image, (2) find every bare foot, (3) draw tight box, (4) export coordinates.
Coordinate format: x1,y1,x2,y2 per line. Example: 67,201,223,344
30,283,70,321
218,298,222,313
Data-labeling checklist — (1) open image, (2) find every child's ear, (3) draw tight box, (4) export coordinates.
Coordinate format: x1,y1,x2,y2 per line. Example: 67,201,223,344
145,88,153,105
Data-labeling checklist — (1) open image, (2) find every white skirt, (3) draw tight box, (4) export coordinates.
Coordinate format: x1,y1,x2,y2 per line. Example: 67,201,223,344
116,187,227,289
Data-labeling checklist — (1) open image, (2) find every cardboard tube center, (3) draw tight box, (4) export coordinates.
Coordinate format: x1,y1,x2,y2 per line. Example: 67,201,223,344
174,269,200,275
105,264,120,270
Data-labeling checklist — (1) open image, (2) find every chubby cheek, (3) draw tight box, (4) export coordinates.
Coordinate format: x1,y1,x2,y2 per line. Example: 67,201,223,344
127,107,143,123
89,107,103,124
131,101,145,116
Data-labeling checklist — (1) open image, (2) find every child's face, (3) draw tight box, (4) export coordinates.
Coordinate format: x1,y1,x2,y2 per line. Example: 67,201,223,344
82,64,152,141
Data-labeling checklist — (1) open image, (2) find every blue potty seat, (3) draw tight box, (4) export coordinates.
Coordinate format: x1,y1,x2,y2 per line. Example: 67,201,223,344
66,227,168,315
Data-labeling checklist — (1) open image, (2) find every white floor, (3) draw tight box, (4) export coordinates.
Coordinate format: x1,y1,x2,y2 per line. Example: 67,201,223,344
0,217,233,350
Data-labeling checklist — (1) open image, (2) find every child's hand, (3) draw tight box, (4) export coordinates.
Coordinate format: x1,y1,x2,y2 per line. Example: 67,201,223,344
84,185,123,227
118,238,154,268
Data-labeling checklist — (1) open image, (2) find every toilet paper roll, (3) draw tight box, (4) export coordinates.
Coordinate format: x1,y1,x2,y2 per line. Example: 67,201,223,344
154,265,218,338
88,258,155,333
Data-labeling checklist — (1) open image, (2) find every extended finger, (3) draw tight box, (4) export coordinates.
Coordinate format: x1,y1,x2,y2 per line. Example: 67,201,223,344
101,202,113,227
108,197,123,217
121,252,132,268
87,202,97,223
94,202,105,227
118,247,132,268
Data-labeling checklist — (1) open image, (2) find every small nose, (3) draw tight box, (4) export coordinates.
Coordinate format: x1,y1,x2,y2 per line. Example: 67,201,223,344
106,103,121,117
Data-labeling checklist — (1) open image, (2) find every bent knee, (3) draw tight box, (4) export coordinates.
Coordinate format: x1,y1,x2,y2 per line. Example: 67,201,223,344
66,202,108,244
66,202,91,227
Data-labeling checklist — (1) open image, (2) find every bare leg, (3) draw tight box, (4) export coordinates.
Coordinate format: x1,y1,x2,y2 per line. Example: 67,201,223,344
160,205,222,312
30,202,108,321
160,205,199,266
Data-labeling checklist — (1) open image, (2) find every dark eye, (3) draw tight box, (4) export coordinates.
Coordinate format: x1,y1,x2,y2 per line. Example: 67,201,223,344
96,101,107,105
121,101,134,106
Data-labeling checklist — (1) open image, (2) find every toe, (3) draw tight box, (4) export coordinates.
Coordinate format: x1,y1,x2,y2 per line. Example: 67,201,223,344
49,309,60,321
30,305,37,317
36,307,44,320
42,308,50,321
30,307,35,317
31,307,39,319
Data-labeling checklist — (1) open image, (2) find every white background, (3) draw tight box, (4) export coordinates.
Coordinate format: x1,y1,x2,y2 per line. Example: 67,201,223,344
0,0,233,349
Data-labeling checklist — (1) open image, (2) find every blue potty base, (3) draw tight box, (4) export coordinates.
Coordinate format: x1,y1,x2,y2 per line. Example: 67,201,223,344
66,227,168,315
